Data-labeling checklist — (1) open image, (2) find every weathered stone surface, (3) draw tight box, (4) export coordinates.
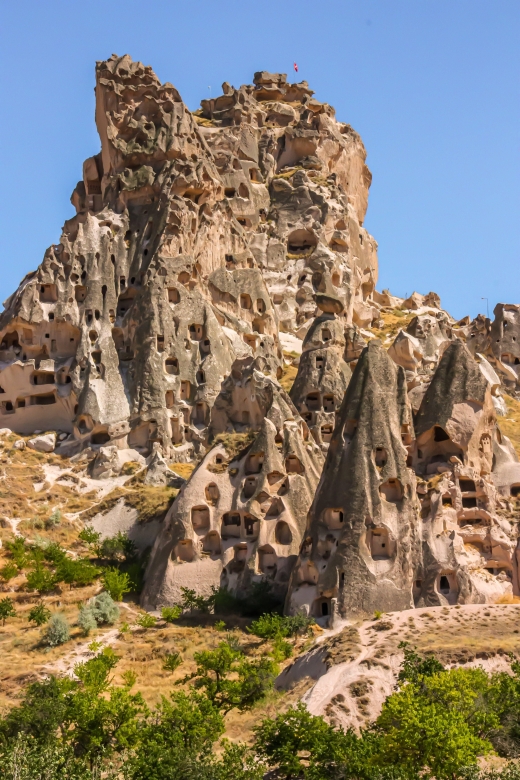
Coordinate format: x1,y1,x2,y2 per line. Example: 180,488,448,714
286,340,416,620
27,433,56,453
1,52,519,618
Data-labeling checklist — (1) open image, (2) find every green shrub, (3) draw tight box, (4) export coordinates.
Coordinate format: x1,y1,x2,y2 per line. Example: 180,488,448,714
161,605,182,623
101,568,130,601
78,525,101,547
27,602,51,626
42,613,70,646
78,606,97,636
91,592,119,625
136,613,156,629
0,597,16,625
163,651,182,673
0,562,18,583
57,558,101,588
25,564,57,595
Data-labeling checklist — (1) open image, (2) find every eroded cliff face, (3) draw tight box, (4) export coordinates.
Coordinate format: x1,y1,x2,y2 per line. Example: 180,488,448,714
1,54,519,617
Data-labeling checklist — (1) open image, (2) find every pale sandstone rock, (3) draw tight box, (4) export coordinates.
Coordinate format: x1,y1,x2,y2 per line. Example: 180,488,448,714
27,433,56,453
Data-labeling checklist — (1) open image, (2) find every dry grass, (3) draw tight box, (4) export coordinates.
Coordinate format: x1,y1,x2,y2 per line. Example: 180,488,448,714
500,395,520,457
80,484,178,524
370,309,416,343
279,363,298,393
170,462,196,480
412,604,520,664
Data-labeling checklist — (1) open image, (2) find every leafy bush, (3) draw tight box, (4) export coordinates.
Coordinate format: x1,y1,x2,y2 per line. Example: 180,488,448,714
136,613,156,629
56,558,100,588
0,597,16,625
248,612,314,640
77,606,97,636
78,525,101,548
0,562,18,583
91,592,119,625
101,568,130,601
27,602,51,626
163,652,182,673
42,542,67,565
6,537,29,570
161,605,182,623
42,613,70,646
25,564,57,595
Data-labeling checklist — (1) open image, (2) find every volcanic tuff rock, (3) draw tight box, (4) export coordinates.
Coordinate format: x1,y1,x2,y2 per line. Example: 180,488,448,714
1,53,519,618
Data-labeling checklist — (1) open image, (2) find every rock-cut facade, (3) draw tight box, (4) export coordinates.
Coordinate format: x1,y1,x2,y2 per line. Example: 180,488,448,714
1,53,520,620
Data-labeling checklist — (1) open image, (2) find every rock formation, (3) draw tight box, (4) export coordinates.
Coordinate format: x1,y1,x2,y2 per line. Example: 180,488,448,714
1,53,519,616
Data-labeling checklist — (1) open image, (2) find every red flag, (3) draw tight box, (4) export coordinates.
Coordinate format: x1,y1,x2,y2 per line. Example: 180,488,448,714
294,62,298,73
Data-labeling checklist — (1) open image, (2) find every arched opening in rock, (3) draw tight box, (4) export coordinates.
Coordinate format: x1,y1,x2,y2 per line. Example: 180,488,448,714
203,531,221,555
256,298,266,313
434,426,450,442
374,448,387,468
165,390,174,408
323,508,344,529
168,287,180,304
191,506,210,531
240,293,252,310
368,527,391,560
175,539,195,562
285,454,304,474
205,483,219,503
165,357,179,375
180,381,190,401
511,484,520,498
258,545,277,573
306,392,320,411
193,402,207,425
39,284,58,303
91,430,110,445
275,521,292,545
313,597,331,617
221,512,241,538
189,324,204,341
246,452,264,474
287,229,317,254
459,478,476,492
322,328,332,342
321,424,333,443
244,514,259,538
323,395,335,413
32,371,54,386
243,476,257,499
379,478,403,502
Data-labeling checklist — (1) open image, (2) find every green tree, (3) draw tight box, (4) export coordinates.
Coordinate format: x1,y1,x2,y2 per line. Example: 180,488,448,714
188,641,278,714
0,597,16,625
397,641,445,686
28,602,51,627
374,666,499,778
6,537,29,570
253,702,370,780
57,558,101,589
78,526,101,549
102,568,130,601
126,690,224,780
42,613,70,647
26,563,58,595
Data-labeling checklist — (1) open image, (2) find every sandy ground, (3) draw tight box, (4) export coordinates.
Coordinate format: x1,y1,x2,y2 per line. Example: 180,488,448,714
278,602,520,729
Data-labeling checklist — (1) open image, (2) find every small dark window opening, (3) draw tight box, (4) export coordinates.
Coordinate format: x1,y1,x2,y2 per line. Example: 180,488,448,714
434,426,450,442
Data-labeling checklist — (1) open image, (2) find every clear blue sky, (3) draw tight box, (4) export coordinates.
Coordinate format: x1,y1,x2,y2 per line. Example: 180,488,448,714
1,0,518,320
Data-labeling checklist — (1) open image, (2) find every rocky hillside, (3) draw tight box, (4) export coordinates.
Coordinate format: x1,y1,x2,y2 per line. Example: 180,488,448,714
0,52,519,635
